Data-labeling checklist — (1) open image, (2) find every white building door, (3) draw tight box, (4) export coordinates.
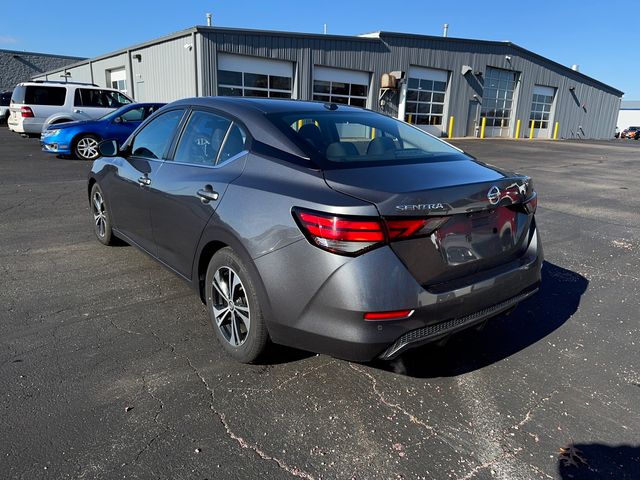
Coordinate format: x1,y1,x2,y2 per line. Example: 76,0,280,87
529,85,556,138
108,68,128,94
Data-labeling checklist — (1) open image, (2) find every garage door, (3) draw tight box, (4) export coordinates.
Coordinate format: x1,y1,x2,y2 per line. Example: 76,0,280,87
401,66,448,136
529,85,556,139
312,66,370,107
108,68,127,94
217,53,293,98
481,67,517,138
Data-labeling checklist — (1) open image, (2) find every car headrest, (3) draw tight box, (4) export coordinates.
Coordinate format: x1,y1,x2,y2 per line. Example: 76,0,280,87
367,136,396,155
298,123,324,150
326,141,359,159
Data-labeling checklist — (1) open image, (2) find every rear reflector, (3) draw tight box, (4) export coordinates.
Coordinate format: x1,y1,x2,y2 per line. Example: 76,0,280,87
293,208,449,256
364,310,414,321
20,106,34,118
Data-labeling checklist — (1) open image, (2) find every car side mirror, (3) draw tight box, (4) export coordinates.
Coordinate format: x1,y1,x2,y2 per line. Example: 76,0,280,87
98,139,121,157
113,116,122,124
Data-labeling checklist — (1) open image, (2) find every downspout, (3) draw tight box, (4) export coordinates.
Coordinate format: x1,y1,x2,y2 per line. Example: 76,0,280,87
192,31,199,97
126,49,135,99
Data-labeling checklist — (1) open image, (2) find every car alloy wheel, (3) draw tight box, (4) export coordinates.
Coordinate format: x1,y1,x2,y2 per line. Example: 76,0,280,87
92,190,107,239
76,136,100,160
89,183,116,246
211,266,251,347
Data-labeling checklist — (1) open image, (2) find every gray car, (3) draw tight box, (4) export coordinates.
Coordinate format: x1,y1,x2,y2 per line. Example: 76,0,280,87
89,97,542,363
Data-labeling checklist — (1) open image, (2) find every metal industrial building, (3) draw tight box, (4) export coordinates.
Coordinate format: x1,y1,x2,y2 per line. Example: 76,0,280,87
33,26,622,139
617,101,640,131
0,49,85,91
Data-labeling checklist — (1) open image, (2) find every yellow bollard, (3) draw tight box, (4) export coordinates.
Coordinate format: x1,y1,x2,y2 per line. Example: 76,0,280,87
515,119,521,139
480,116,487,139
553,121,559,140
529,120,535,139
448,116,455,139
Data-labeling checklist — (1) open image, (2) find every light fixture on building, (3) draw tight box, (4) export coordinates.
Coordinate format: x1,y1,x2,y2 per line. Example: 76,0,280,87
184,43,193,51
505,55,512,62
569,86,576,91
133,53,142,62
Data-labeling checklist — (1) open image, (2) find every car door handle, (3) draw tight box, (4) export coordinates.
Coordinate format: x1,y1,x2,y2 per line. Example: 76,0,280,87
138,176,151,186
197,187,219,203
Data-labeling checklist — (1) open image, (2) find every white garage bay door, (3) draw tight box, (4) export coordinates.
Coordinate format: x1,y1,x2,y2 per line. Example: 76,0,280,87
217,53,293,99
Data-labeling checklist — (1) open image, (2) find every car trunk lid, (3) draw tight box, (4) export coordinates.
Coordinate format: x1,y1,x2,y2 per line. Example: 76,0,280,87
323,159,535,287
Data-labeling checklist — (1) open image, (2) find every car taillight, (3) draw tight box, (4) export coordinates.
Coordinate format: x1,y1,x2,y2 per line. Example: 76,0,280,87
20,106,34,118
294,209,385,255
293,208,448,256
385,218,449,240
523,193,538,214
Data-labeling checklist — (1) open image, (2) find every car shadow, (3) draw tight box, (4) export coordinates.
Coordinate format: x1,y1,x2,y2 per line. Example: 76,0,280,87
557,442,640,479
369,261,588,377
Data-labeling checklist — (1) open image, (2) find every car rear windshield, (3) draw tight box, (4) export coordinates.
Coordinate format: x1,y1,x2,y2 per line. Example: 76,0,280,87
267,109,465,167
11,85,66,106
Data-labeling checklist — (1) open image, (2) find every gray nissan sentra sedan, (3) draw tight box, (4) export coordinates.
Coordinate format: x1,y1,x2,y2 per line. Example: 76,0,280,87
89,97,542,363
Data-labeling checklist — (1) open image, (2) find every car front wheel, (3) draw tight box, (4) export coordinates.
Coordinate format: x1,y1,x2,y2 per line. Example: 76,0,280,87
205,247,269,363
75,134,100,160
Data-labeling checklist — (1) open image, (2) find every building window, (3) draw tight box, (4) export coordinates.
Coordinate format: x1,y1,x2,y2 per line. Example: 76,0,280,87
217,70,292,98
404,76,447,126
111,79,127,93
529,90,554,129
312,80,368,107
481,68,517,130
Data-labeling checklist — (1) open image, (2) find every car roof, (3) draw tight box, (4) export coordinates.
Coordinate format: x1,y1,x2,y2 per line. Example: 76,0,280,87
169,96,366,116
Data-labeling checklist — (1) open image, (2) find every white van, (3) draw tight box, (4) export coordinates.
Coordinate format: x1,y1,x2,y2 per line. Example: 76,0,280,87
8,81,133,135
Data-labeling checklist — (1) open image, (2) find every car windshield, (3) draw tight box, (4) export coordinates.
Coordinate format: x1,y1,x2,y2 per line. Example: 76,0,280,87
267,109,466,167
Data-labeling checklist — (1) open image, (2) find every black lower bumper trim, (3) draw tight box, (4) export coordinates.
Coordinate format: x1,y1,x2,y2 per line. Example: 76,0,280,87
379,287,539,360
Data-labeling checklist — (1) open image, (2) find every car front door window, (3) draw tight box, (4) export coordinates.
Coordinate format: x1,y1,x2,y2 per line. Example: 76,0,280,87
130,109,185,159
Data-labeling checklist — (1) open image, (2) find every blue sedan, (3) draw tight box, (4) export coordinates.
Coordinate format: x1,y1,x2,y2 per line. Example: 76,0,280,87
41,103,165,160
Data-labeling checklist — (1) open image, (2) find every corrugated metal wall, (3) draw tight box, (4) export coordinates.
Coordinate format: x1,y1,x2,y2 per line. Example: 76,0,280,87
198,30,621,139
33,27,621,139
130,35,196,102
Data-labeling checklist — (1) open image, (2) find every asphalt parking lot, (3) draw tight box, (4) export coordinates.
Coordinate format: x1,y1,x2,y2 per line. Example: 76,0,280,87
1,128,638,480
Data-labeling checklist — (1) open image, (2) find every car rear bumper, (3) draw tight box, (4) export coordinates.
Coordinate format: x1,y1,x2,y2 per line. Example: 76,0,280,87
258,222,543,362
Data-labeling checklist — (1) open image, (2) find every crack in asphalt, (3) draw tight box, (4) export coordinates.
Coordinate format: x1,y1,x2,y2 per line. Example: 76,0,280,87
134,374,169,463
349,363,439,436
184,354,316,480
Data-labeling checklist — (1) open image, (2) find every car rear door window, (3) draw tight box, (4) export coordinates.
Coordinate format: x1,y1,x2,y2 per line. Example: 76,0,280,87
173,111,231,166
76,89,132,108
130,109,185,159
217,124,248,164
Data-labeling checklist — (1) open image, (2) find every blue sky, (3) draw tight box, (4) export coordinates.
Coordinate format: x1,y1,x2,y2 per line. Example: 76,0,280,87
0,0,634,98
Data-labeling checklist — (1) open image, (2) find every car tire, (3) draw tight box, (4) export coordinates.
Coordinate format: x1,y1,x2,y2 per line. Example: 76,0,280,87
90,183,116,246
74,134,101,161
205,247,270,363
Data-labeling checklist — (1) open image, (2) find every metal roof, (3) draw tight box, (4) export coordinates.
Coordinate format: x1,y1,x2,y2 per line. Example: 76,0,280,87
0,48,85,60
621,101,640,110
31,25,622,96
